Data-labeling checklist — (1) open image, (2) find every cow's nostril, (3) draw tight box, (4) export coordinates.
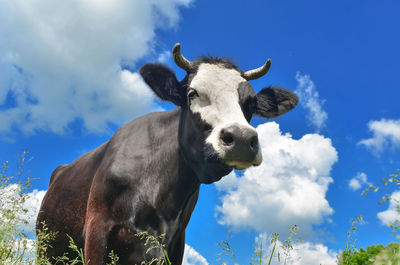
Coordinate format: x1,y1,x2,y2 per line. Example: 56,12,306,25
220,130,234,146
222,135,234,145
250,136,259,152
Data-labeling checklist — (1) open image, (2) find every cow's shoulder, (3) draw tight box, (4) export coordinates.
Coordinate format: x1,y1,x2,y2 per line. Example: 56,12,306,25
110,108,181,147
91,109,182,210
101,109,181,177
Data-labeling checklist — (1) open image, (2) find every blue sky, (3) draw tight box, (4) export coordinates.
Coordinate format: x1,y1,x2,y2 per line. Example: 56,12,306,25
1,0,400,264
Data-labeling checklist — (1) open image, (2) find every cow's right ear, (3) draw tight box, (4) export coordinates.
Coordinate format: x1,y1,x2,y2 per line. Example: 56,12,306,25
255,86,298,118
140,63,185,106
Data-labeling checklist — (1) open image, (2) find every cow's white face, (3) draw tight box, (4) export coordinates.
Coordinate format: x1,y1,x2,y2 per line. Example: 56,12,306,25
188,63,262,169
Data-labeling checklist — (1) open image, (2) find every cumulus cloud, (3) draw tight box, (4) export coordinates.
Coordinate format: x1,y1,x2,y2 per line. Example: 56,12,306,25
290,242,337,265
215,122,338,237
0,0,192,137
358,119,400,154
183,244,209,265
254,233,337,265
377,191,400,226
295,72,328,132
0,184,46,232
348,172,372,191
21,189,47,231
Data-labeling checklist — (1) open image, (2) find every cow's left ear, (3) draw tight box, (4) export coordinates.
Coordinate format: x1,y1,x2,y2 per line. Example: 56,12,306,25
140,63,185,106
255,86,298,118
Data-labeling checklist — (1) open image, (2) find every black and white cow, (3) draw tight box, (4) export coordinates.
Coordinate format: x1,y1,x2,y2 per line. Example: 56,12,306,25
36,43,298,265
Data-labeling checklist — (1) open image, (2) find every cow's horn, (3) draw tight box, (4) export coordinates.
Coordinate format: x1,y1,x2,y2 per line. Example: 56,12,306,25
243,59,271,80
172,43,194,72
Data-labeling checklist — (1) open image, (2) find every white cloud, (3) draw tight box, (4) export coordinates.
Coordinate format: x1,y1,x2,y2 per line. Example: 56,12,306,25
358,119,400,154
295,72,328,132
377,191,400,226
348,172,371,191
271,242,337,265
21,189,47,232
254,233,337,265
290,242,337,265
183,244,209,265
157,50,172,63
0,184,46,232
0,0,192,136
215,122,338,236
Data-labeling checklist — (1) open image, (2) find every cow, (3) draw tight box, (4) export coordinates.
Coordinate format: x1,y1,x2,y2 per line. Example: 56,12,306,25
36,43,298,265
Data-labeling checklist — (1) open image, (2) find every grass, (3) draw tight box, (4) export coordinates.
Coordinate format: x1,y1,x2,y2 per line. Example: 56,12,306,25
337,169,400,265
135,232,171,265
216,226,301,265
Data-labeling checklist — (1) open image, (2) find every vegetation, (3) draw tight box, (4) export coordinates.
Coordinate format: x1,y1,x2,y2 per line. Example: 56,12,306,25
135,232,171,265
338,244,384,265
216,225,301,265
0,157,93,265
338,242,400,265
0,158,34,264
338,169,400,265
363,169,400,239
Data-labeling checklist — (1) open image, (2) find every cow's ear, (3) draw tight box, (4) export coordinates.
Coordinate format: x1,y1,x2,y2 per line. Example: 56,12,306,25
140,63,185,106
255,86,298,118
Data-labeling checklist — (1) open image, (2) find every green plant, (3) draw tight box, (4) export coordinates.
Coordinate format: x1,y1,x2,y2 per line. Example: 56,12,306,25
266,233,279,265
372,242,400,265
217,226,300,265
338,215,367,265
338,244,384,265
0,154,110,265
107,250,120,265
216,230,236,265
279,225,301,265
35,221,59,264
0,159,35,264
250,235,264,265
362,169,400,239
135,231,171,265
250,232,279,265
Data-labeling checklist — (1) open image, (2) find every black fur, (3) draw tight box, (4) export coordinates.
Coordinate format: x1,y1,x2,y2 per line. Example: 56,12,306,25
140,63,184,106
192,56,242,73
255,86,299,118
238,82,257,121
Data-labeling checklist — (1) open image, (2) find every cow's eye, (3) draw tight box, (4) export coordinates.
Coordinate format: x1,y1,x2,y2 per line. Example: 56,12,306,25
187,89,199,101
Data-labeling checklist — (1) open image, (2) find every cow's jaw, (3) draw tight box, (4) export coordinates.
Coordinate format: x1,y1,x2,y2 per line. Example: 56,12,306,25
189,63,262,169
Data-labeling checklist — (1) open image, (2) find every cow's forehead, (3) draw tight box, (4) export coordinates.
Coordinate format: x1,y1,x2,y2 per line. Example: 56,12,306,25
188,62,251,129
190,63,246,95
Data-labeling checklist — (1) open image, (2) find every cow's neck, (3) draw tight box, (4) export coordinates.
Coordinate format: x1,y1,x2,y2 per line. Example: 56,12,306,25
152,108,200,227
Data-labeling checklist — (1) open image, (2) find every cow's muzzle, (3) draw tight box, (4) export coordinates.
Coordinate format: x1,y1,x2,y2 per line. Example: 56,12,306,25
219,125,262,169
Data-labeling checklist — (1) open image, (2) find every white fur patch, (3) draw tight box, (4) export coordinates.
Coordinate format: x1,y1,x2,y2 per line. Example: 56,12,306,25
189,63,262,166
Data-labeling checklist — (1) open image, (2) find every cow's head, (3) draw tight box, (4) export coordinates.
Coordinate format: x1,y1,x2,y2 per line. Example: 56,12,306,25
140,43,298,184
